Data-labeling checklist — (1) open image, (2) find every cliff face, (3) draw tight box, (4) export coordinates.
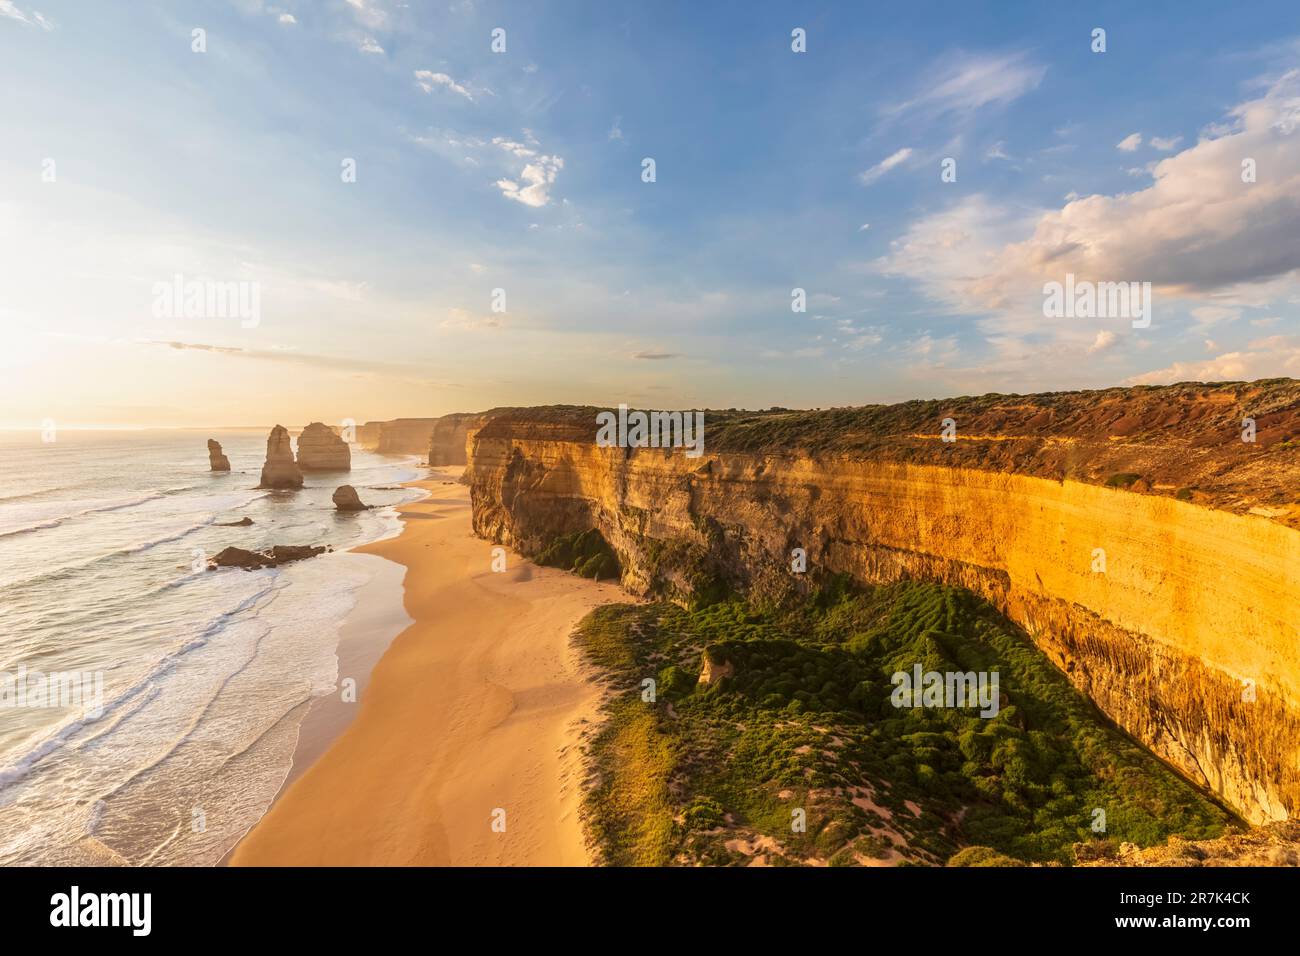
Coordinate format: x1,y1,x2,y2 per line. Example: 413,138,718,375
428,413,489,466
466,383,1300,825
375,418,440,455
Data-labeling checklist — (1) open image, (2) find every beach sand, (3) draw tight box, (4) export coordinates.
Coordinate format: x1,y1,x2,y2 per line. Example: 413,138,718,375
230,468,619,866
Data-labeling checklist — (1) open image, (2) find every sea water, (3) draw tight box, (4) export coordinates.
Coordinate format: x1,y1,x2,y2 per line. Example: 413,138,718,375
0,429,425,865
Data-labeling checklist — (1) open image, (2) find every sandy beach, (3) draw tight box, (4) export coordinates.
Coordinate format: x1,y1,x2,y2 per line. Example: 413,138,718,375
230,467,619,866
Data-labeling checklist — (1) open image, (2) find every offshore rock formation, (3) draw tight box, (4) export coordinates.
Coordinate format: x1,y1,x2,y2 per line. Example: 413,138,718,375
207,439,230,471
296,422,351,471
257,425,303,490
466,382,1300,825
428,413,490,466
331,485,367,511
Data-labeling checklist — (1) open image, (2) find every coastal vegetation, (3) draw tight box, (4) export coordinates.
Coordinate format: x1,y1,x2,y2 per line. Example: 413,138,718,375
536,528,621,581
574,578,1233,866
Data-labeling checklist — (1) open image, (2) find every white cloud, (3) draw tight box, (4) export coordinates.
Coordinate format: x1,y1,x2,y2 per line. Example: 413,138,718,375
858,223,871,232
1116,132,1142,151
1190,305,1242,327
344,0,387,29
1150,135,1183,151
886,51,1045,119
359,37,384,55
881,69,1300,332
859,147,913,184
1087,329,1118,353
0,2,53,29
608,117,624,141
441,307,500,331
496,154,564,208
492,136,536,158
278,13,296,24
414,70,484,101
1127,340,1300,385
985,141,1012,162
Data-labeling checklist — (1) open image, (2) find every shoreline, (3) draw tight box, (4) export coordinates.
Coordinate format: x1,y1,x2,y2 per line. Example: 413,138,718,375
229,467,620,865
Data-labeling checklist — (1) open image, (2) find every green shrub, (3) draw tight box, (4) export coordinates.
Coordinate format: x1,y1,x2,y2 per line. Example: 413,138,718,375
947,846,1024,867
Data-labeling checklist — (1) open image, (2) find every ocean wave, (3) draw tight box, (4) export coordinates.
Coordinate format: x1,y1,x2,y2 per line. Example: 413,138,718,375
0,484,79,506
0,578,279,793
0,493,168,539
0,492,271,591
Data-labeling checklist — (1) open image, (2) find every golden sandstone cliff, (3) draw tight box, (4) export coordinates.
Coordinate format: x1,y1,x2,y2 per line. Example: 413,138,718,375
464,381,1300,826
428,413,490,466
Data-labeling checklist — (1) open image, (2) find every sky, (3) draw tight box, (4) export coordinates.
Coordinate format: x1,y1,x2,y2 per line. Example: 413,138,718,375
2,0,1300,427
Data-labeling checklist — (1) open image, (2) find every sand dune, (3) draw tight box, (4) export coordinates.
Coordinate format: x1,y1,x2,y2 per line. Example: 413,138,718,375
230,469,618,866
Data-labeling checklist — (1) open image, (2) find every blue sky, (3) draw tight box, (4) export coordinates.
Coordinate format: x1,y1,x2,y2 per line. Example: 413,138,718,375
2,0,1299,426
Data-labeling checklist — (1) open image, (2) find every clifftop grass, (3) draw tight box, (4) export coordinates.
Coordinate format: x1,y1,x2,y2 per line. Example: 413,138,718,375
575,579,1233,866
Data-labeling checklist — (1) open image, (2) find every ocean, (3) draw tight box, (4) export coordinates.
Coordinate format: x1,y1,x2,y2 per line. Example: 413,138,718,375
0,429,425,865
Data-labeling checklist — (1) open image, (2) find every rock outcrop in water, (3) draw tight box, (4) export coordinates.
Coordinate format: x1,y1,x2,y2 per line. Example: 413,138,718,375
465,381,1300,826
332,485,368,511
296,422,351,471
207,439,230,471
208,544,330,570
257,425,303,490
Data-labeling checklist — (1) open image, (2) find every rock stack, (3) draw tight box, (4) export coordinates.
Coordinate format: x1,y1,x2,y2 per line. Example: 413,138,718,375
257,425,303,489
207,439,231,471
296,422,351,471
332,485,368,511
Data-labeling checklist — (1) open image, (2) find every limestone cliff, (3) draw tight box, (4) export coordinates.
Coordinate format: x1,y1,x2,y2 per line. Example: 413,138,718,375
295,421,351,471
257,424,303,489
375,418,440,455
466,382,1300,825
355,421,383,448
427,413,490,466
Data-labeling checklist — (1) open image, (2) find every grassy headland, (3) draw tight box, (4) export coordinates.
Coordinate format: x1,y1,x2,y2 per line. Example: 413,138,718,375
574,577,1234,866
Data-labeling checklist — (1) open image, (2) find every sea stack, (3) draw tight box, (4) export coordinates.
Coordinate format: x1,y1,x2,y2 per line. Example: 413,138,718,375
207,439,231,471
332,485,368,511
257,425,303,489
296,422,351,471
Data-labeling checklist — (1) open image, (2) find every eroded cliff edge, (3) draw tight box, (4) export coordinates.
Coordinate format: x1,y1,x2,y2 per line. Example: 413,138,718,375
466,382,1300,825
